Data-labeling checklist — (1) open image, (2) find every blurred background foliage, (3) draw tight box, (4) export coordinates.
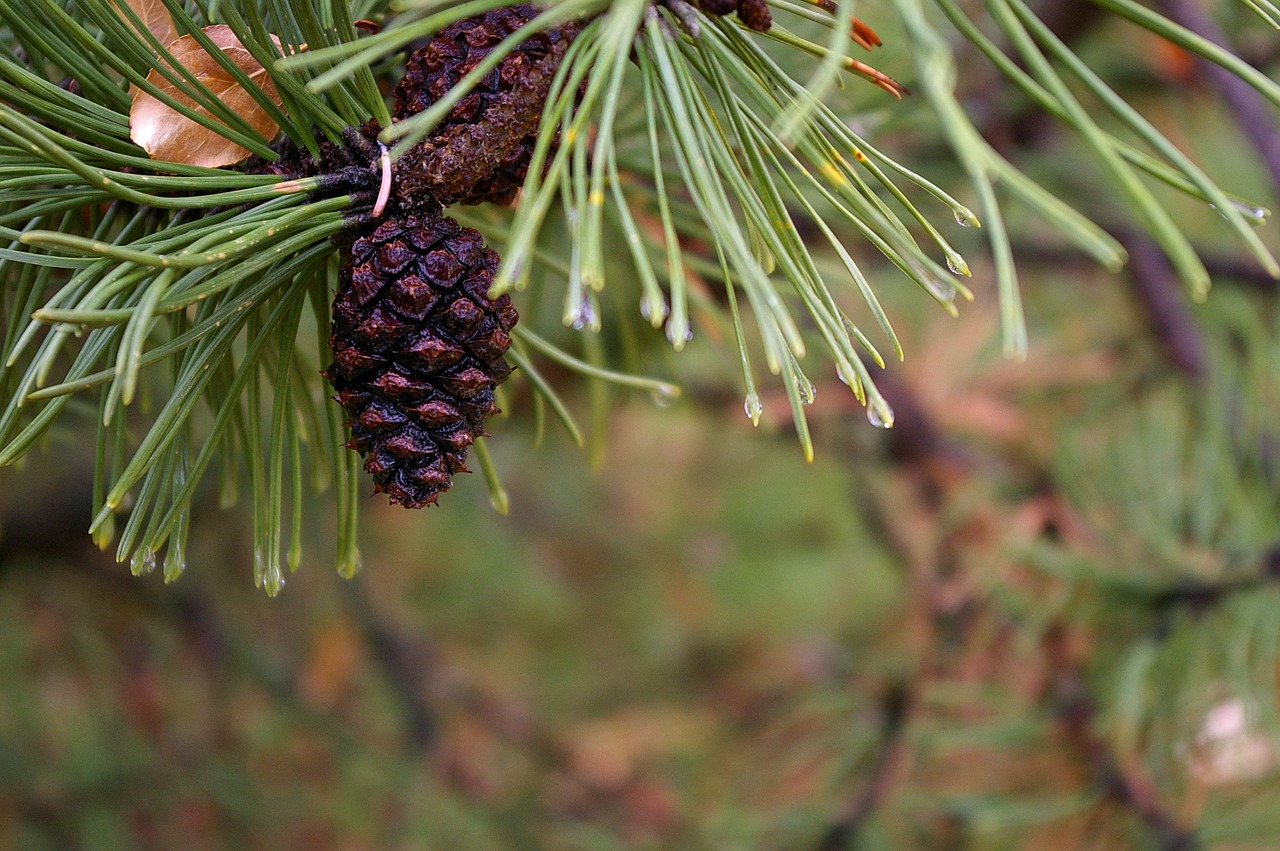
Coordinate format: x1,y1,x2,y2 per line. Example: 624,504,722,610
3,0,1280,849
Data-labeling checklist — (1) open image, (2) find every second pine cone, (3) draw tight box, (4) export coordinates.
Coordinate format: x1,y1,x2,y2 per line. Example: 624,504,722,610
393,4,582,207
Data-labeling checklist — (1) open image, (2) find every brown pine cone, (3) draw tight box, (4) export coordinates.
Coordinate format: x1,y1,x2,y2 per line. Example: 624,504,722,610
325,213,517,508
735,0,772,32
392,4,582,207
696,0,739,15
693,0,772,31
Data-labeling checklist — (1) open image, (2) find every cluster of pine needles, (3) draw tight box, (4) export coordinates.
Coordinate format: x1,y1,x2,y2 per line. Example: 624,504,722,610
0,0,1277,587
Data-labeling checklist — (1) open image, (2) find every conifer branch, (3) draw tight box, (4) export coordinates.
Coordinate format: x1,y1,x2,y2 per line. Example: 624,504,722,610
0,0,1276,584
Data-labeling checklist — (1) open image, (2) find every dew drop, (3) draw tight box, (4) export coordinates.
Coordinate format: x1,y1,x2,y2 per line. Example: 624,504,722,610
836,363,864,391
568,296,597,331
744,392,763,425
263,567,285,598
639,294,669,324
1214,200,1270,223
163,552,187,584
954,208,978,227
796,375,816,405
649,385,679,408
130,549,157,576
867,402,895,429
1208,200,1269,223
338,552,362,580
665,320,693,350
945,253,969,276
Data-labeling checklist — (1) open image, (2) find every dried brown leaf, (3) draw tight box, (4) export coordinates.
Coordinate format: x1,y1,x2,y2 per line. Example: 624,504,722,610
129,25,283,168
119,0,177,47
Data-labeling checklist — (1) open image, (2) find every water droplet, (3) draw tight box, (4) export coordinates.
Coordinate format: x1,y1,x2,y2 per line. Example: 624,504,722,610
836,364,864,392
639,294,669,324
1217,200,1270,223
867,402,895,429
945,253,970,276
649,385,679,408
796,375,816,405
665,320,693,350
568,295,598,331
130,549,157,576
263,568,285,597
954,208,979,227
744,393,763,425
338,552,362,579
163,550,186,583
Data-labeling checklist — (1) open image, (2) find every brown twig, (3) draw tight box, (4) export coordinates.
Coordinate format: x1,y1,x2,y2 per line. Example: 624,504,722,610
813,378,978,847
816,683,916,851
1118,230,1207,379
1044,625,1201,851
339,577,439,754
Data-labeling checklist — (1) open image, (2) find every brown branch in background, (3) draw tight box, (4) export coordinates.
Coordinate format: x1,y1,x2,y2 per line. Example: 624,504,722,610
813,378,974,848
1012,239,1280,290
339,577,439,754
817,683,916,851
1117,230,1207,379
815,363,1228,848
877,373,975,498
1157,0,1280,189
978,0,1108,151
1044,625,1201,851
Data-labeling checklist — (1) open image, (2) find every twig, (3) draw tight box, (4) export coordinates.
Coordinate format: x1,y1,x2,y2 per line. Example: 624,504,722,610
339,577,438,754
1119,230,1207,379
813,378,976,847
1044,625,1201,851
816,683,915,851
659,0,702,37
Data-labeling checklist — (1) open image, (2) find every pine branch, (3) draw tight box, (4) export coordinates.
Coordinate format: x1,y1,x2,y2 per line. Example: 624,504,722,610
0,0,1277,585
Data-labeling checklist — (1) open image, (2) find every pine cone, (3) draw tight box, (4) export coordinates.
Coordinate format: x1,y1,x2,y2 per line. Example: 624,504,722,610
325,213,517,508
735,0,773,33
692,0,773,32
392,5,582,207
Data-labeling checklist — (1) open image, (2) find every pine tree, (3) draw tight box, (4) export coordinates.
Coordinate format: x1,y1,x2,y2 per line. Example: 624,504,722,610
3,2,1280,848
